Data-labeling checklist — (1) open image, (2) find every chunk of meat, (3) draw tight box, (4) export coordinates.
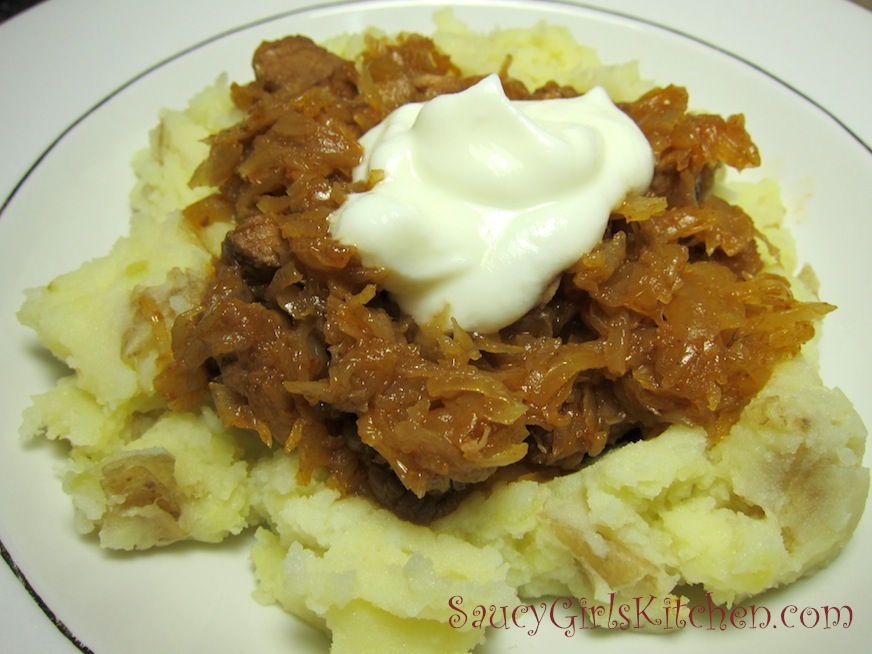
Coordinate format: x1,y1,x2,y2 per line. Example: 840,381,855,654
223,213,289,283
252,36,349,94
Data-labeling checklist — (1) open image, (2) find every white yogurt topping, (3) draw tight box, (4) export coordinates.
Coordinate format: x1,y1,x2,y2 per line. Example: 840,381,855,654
329,74,654,333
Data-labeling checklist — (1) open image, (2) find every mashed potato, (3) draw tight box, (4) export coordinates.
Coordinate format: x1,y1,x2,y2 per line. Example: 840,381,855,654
17,11,868,654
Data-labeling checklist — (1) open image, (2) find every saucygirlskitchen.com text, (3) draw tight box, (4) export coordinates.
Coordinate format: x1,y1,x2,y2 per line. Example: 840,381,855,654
447,593,853,635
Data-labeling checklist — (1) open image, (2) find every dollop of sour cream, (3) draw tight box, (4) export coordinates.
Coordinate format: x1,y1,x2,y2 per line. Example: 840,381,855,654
329,74,654,333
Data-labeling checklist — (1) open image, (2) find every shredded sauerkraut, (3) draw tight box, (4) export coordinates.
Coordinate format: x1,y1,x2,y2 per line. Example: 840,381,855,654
154,35,831,522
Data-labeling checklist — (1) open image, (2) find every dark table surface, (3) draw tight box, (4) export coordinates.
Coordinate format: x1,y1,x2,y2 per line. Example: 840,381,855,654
1,0,43,22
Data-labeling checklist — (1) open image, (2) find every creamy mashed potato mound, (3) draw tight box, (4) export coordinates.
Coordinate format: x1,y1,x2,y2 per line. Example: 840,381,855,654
18,12,868,654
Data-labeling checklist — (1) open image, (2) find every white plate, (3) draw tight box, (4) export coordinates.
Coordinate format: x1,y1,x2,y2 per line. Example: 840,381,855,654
1,1,870,653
